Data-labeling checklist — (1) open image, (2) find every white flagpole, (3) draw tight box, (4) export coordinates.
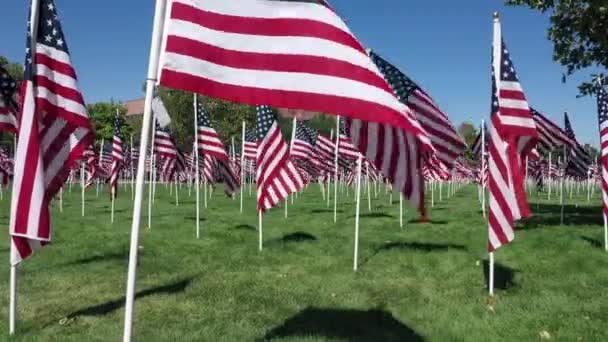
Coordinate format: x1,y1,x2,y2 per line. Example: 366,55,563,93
204,177,208,208
130,134,135,200
194,94,201,238
561,147,565,225
97,138,104,197
353,154,363,271
326,129,333,208
59,186,63,213
81,162,85,217
366,161,371,212
258,210,263,251
148,116,156,229
431,180,435,207
123,0,166,339
286,117,297,218
333,116,340,223
481,119,486,218
399,193,403,229
240,122,245,214
548,152,552,200
9,255,16,333
604,214,608,252
111,191,115,223
488,251,495,296
174,177,179,206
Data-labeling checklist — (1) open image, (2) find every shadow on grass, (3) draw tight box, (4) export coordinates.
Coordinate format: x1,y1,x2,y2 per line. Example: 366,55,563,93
521,203,602,229
350,212,394,219
185,216,207,222
580,236,604,249
261,307,424,341
407,219,447,225
67,251,128,266
282,232,317,243
482,260,516,290
66,278,193,319
378,241,467,253
233,224,256,231
310,209,344,214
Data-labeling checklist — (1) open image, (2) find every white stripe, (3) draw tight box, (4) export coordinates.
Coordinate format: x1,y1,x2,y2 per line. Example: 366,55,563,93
500,98,529,110
35,63,80,97
36,43,71,65
161,52,408,115
500,80,523,92
35,86,87,117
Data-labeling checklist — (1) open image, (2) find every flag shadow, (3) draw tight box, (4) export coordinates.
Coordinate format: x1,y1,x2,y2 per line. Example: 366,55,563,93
521,203,602,229
66,251,129,266
580,236,604,249
310,209,344,214
482,260,516,290
233,224,256,231
407,219,448,225
350,212,394,219
64,278,193,319
260,307,424,341
266,232,318,247
377,241,467,253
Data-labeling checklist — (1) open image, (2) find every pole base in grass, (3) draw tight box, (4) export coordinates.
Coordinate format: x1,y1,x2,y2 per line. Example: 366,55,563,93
486,295,497,312
419,209,429,224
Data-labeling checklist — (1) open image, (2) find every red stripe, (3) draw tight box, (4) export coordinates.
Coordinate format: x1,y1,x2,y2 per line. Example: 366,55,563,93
170,2,365,54
499,89,526,101
35,53,77,79
35,98,90,128
166,36,389,93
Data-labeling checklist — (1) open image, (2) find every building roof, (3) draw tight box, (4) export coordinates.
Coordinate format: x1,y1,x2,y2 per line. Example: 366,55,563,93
125,98,144,116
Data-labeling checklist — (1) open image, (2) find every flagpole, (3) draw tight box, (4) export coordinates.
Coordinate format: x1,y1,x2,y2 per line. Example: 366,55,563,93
481,119,486,218
286,117,297,218
366,161,371,212
353,154,363,271
399,193,403,229
59,186,63,213
174,177,179,206
240,122,245,214
81,162,85,217
111,191,115,223
194,94,201,238
148,115,156,229
561,147,565,225
488,251,494,296
97,138,103,197
548,152,552,200
130,134,135,200
604,213,608,252
123,0,166,340
333,116,340,223
258,209,263,251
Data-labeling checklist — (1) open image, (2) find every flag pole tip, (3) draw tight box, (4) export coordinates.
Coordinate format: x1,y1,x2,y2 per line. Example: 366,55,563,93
493,11,500,19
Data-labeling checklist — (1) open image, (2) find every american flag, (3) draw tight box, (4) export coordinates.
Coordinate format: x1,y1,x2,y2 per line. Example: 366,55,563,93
10,0,94,264
471,124,488,160
82,144,97,188
243,128,257,161
196,101,239,195
531,108,574,151
369,50,465,169
110,111,124,198
158,0,430,141
487,19,538,252
597,84,608,216
291,123,315,161
338,120,360,160
256,105,303,212
301,125,335,174
0,65,19,132
564,112,592,178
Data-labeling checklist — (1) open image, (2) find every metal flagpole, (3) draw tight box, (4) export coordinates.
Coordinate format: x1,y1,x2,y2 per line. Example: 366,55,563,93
123,0,166,339
130,134,135,200
174,177,179,206
240,122,245,214
561,147,565,225
258,209,263,251
333,116,340,223
286,117,297,218
97,138,104,197
366,161,371,212
481,119,486,218
488,251,494,296
548,152,552,200
604,214,608,252
353,154,363,271
399,193,403,229
148,115,156,229
326,128,333,208
194,94,201,238
81,162,85,217
111,190,115,223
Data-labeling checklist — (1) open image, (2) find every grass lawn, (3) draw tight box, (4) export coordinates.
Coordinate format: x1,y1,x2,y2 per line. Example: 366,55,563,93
0,181,607,341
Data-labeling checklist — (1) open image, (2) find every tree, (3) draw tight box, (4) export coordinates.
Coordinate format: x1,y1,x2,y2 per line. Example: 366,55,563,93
457,121,479,164
87,101,133,143
0,56,23,81
506,0,607,95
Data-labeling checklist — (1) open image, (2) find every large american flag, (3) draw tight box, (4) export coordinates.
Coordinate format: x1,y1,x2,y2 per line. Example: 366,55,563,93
256,105,303,212
0,65,19,132
157,0,429,141
597,84,608,216
110,111,124,198
564,112,592,178
487,20,538,252
531,108,574,151
196,101,239,195
369,50,465,169
11,0,94,264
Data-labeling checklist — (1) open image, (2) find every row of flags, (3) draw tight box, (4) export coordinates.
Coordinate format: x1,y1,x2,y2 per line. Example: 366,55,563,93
1,0,606,281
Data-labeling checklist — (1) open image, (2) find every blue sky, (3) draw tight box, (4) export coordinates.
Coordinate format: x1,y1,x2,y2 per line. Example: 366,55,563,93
0,0,601,146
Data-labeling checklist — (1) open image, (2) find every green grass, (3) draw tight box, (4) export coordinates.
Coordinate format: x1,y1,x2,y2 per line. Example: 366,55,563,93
0,182,607,341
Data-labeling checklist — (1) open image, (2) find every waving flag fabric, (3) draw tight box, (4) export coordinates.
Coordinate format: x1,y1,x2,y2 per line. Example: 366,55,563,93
597,84,608,216
531,109,574,151
487,18,538,252
256,105,303,212
10,0,94,264
564,112,592,178
110,112,124,198
0,65,19,132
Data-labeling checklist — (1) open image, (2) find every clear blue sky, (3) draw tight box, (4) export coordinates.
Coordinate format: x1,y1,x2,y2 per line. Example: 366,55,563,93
0,0,601,146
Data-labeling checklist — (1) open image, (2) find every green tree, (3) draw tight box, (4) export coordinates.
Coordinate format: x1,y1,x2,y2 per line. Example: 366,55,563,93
87,101,133,143
0,56,23,81
506,0,607,95
458,121,479,164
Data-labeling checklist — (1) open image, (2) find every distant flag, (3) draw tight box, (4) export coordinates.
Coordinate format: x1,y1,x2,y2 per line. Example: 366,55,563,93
564,112,592,178
196,101,240,195
487,17,538,252
10,0,94,264
291,124,315,161
243,128,257,161
471,124,489,160
256,105,303,212
110,111,124,198
337,120,360,160
82,144,97,188
596,83,608,216
0,65,19,132
369,50,465,169
531,109,574,151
